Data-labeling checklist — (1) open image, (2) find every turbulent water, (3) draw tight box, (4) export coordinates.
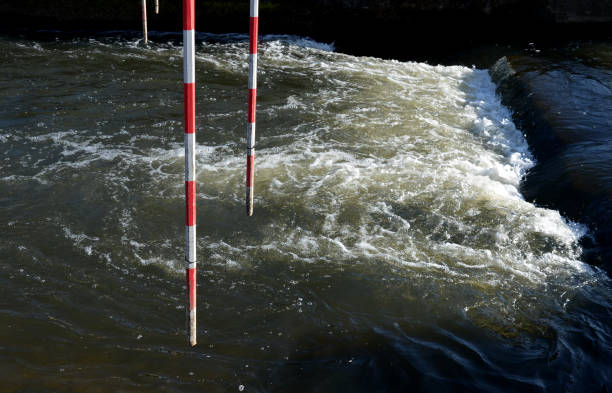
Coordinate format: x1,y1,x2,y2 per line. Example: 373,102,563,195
1,33,611,392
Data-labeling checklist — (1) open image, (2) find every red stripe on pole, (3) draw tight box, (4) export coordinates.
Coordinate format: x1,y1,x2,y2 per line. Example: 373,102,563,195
184,83,195,134
185,181,196,226
248,89,256,123
183,0,195,30
249,17,258,54
246,155,255,187
186,267,196,310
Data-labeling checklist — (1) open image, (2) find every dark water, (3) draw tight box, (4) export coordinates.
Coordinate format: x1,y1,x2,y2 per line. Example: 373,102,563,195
491,42,612,270
1,33,611,392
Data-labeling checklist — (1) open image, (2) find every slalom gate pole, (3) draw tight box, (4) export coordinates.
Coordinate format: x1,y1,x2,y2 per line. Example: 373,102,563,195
142,0,148,44
155,0,159,14
246,0,259,216
183,0,197,346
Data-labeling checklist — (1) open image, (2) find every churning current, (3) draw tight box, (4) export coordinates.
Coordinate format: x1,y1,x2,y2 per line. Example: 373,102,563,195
0,34,611,392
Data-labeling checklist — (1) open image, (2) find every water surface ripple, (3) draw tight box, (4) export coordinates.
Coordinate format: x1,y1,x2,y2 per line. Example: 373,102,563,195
0,34,610,392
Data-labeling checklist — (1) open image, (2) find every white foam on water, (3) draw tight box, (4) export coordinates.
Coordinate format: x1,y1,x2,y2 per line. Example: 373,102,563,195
260,35,335,52
61,226,99,256
216,54,592,287
5,34,598,292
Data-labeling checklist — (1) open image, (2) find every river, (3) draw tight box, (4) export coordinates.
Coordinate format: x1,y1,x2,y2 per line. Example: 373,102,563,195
1,33,611,392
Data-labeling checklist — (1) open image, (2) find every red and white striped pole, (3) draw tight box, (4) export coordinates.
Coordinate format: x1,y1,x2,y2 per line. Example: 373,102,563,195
142,0,148,44
246,0,259,216
183,0,197,346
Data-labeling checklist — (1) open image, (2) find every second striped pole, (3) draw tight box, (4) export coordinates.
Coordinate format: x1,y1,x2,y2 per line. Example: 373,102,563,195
142,0,148,44
246,0,259,216
183,0,197,347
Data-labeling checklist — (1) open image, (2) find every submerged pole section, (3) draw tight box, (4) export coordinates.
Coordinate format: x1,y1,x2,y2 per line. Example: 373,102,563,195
142,0,148,44
183,0,197,346
246,0,259,216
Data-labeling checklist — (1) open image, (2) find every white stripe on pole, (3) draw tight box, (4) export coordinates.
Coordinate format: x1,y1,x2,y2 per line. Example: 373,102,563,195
248,54,257,89
183,30,196,83
184,133,196,181
250,0,259,17
186,225,196,263
247,123,256,149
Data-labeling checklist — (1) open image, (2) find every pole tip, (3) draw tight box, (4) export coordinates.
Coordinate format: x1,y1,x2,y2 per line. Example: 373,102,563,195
187,308,196,346
246,188,254,216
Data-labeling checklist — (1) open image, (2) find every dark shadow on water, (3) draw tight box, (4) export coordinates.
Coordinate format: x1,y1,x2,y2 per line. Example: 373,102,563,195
490,47,612,274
